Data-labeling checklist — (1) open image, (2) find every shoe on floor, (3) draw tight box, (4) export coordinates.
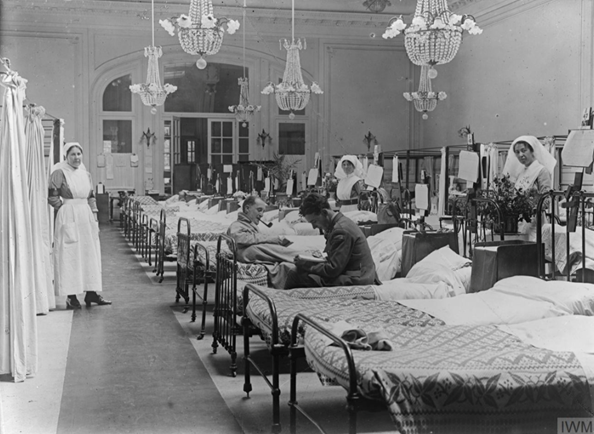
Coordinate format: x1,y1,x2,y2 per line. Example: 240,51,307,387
84,292,112,307
66,295,82,310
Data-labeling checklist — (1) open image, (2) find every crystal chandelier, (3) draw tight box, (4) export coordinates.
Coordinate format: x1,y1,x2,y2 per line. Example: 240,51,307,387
363,0,391,13
129,0,177,114
382,0,482,67
160,0,240,70
403,65,447,120
261,0,323,119
229,0,260,127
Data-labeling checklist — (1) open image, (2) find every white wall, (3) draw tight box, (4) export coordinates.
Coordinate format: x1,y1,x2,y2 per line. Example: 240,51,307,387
422,0,589,147
3,0,590,192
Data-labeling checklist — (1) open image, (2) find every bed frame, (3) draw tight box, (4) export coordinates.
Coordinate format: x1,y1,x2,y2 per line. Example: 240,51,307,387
211,234,247,377
281,188,593,434
288,313,386,434
240,223,404,433
536,189,594,281
175,217,212,338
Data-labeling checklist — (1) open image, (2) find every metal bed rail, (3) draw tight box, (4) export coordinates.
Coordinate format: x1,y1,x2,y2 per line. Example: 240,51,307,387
536,190,594,281
288,313,386,434
211,234,241,377
191,242,211,340
452,195,504,258
175,217,192,305
155,208,168,282
242,283,288,434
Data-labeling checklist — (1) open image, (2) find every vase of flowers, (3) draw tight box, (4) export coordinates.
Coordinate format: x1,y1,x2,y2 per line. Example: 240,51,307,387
477,174,537,234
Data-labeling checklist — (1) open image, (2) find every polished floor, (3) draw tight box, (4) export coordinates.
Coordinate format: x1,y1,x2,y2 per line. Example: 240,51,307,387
1,224,396,434
1,225,243,434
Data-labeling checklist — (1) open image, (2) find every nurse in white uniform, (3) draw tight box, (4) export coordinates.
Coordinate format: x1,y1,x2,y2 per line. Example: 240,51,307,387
48,142,111,309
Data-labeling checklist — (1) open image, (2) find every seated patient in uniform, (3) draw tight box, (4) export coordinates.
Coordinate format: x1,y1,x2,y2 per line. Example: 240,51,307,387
226,195,293,263
269,193,381,289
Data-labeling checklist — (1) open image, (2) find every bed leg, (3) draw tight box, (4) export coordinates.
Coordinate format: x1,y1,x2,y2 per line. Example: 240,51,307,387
230,350,237,378
242,317,252,397
346,398,358,434
197,279,208,340
289,346,298,434
271,352,281,433
191,281,197,323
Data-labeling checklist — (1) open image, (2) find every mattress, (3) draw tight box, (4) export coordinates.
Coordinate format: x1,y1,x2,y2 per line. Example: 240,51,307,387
245,291,444,346
304,319,592,433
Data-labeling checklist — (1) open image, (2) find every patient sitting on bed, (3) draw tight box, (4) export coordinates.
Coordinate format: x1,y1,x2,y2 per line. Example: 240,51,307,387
269,193,381,289
227,195,293,263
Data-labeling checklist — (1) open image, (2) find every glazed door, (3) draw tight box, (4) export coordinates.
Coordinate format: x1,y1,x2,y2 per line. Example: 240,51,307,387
100,119,136,192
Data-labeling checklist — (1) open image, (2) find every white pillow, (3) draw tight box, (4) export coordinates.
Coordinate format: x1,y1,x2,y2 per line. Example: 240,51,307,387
343,210,378,224
292,222,320,236
453,266,472,294
205,204,219,215
261,209,279,222
284,210,304,224
492,276,594,316
413,245,471,271
226,210,239,221
258,219,296,235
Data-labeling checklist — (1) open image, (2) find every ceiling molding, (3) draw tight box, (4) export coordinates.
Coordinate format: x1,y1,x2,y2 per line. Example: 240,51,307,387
2,0,395,28
2,0,558,31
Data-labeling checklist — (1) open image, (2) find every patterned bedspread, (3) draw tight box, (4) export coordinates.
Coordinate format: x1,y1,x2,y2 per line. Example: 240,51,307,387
304,322,592,433
186,240,268,282
246,292,443,346
164,222,228,255
130,195,158,206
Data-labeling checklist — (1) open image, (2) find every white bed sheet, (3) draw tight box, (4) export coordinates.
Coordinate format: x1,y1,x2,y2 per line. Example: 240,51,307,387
366,227,405,281
542,223,594,274
399,275,581,326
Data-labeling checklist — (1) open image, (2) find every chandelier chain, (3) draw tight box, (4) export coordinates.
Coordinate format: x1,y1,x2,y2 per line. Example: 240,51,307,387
151,0,155,47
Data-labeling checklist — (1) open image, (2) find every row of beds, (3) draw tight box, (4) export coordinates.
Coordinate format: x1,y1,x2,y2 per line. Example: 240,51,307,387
119,191,594,434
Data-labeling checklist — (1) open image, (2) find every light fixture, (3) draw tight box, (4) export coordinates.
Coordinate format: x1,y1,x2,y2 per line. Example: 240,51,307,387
363,131,378,152
382,0,482,67
363,0,391,13
257,129,271,147
159,0,240,70
261,0,323,119
129,0,177,114
403,65,447,120
229,0,261,127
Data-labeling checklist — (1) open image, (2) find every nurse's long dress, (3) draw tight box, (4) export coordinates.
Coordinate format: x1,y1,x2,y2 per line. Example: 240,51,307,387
50,163,103,296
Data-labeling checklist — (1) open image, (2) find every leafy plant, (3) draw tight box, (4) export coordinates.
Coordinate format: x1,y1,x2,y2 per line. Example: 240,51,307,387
477,174,537,223
257,153,301,189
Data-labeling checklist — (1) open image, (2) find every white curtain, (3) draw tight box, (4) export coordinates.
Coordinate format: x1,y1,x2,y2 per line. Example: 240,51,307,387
0,71,38,382
25,105,56,313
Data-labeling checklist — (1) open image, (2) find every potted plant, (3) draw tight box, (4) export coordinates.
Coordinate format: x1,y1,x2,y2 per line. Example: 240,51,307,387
476,174,537,233
256,153,300,205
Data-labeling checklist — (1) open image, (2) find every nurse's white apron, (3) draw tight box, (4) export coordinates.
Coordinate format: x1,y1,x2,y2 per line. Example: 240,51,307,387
53,169,102,296
336,175,361,213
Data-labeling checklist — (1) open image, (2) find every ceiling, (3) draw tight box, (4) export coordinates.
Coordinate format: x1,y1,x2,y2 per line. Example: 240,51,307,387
89,0,419,15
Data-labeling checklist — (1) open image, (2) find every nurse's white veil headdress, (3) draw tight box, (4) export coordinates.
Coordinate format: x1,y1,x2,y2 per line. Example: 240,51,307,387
334,155,365,179
502,135,556,181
